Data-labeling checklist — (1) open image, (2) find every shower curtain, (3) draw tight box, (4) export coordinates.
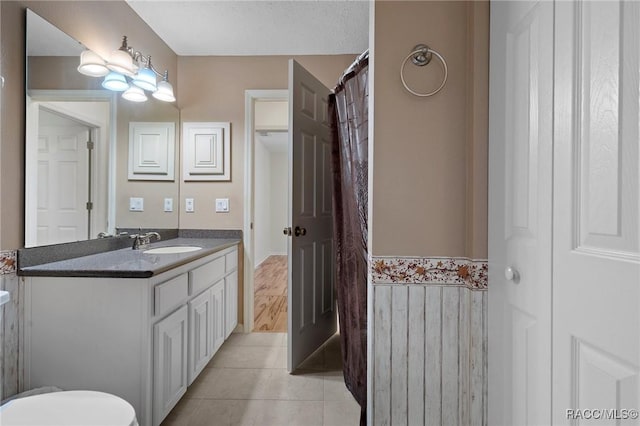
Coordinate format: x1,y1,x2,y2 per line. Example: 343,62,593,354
330,53,368,425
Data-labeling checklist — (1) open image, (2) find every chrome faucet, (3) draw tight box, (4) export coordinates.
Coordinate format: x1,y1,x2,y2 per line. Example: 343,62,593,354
132,231,161,250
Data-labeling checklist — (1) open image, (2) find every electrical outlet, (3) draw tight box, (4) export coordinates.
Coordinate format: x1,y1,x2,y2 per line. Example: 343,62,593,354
164,198,173,212
129,197,144,212
185,198,194,212
215,198,229,213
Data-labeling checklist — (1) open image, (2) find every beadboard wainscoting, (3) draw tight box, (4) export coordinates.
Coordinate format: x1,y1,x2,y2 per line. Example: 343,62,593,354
0,250,21,402
370,257,488,426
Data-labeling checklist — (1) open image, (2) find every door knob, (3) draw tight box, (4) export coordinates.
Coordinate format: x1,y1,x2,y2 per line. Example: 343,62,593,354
504,266,520,282
294,226,307,237
283,227,292,236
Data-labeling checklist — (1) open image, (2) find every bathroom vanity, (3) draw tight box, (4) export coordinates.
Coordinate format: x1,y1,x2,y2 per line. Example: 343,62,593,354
20,238,240,426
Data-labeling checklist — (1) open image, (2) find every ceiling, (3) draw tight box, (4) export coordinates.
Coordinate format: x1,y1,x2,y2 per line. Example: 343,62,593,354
125,0,370,56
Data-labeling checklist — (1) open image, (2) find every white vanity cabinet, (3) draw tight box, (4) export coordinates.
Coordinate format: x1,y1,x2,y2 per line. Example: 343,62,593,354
24,244,239,426
153,305,188,424
225,270,238,338
187,287,214,385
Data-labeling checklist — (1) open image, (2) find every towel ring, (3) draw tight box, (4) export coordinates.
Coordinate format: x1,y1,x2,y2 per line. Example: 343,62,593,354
400,44,448,97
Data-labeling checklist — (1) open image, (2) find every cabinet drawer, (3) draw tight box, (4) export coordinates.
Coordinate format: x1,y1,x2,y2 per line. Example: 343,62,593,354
189,257,225,295
225,249,238,272
154,274,188,317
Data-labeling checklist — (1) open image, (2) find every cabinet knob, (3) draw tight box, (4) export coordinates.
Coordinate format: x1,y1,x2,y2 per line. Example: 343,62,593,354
504,266,520,283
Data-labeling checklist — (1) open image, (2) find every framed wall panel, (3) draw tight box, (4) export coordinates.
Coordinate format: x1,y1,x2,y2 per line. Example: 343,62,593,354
128,122,175,181
182,122,231,181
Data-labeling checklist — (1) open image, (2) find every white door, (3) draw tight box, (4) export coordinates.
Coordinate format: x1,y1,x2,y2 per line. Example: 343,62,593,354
287,59,337,372
553,1,640,423
36,108,91,245
488,1,554,425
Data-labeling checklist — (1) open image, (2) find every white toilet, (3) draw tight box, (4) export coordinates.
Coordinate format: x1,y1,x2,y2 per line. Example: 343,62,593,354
0,293,137,426
0,390,138,426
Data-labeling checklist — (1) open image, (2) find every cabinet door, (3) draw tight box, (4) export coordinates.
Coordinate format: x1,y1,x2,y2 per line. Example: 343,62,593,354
224,271,238,339
211,280,225,354
188,289,212,385
153,305,188,426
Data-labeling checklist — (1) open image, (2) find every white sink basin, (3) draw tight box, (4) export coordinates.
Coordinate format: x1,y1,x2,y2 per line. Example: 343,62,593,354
143,246,202,254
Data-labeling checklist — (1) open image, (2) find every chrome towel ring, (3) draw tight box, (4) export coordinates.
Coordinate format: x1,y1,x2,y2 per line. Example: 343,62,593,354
400,44,448,97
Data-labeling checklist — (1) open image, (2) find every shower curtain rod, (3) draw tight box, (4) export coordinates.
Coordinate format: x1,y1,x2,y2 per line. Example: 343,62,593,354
336,49,369,88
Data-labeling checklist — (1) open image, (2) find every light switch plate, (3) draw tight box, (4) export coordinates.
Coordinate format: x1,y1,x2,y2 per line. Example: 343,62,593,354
185,198,194,212
215,198,229,213
164,198,173,212
129,197,144,212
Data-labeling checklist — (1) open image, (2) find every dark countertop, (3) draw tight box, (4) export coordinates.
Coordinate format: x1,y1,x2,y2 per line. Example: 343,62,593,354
18,238,241,278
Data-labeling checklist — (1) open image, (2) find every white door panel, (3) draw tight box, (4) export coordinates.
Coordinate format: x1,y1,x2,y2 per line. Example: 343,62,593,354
553,1,640,423
37,121,90,245
489,1,553,425
287,60,337,372
36,109,90,245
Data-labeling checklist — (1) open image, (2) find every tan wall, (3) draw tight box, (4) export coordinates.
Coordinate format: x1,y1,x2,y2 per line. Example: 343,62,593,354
28,56,102,90
0,0,177,249
177,55,356,230
371,1,488,258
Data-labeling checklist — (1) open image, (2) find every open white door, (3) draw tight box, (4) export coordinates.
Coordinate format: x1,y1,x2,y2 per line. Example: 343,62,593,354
553,1,640,422
287,59,337,372
36,108,91,245
488,1,554,424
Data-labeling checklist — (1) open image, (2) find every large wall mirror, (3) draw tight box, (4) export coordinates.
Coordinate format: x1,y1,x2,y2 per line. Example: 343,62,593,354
25,9,180,247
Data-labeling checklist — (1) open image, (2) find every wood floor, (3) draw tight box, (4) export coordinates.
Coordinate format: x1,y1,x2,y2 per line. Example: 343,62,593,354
253,255,288,332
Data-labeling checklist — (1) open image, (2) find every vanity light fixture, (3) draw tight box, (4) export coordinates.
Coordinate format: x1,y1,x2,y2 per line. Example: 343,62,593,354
77,35,175,103
102,71,129,91
122,85,148,102
106,36,137,76
131,57,158,92
77,50,109,77
152,71,176,102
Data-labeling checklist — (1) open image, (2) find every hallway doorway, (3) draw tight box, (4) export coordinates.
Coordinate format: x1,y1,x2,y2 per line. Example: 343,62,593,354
246,94,290,333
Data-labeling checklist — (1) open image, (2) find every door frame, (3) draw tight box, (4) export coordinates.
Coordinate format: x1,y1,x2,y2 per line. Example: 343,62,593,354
243,89,289,333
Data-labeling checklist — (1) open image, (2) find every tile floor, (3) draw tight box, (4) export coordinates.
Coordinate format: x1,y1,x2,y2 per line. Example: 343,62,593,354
161,333,361,426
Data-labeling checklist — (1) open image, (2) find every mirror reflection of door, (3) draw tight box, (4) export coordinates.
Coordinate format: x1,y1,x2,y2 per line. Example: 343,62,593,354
25,96,111,247
35,108,93,245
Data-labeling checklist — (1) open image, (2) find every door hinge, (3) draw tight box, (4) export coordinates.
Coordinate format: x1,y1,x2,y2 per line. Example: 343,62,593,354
250,222,254,230
86,141,94,150
86,201,93,211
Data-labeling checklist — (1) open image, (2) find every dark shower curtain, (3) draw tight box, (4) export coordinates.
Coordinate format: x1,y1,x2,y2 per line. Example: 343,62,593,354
329,53,368,425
